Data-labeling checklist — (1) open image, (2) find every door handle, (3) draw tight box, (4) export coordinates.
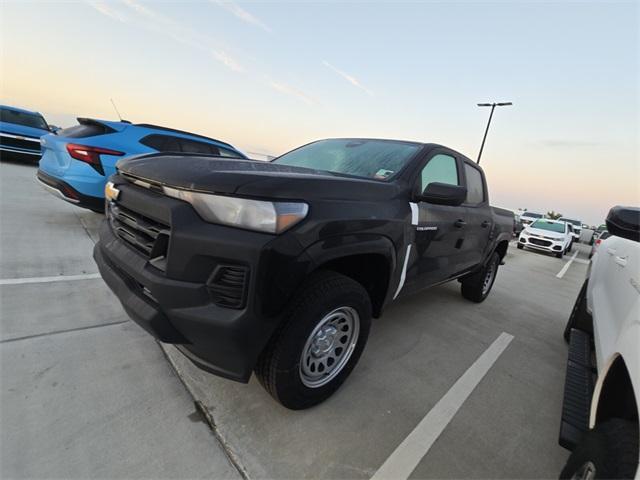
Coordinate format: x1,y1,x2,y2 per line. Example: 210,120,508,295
454,219,466,228
607,248,617,256
481,220,491,228
615,256,628,267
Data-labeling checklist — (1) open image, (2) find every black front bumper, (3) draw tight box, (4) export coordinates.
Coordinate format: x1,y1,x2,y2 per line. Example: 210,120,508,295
92,180,311,382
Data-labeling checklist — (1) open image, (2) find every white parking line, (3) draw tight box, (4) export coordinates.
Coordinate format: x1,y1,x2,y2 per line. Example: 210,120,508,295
370,332,514,480
0,273,101,286
556,250,579,279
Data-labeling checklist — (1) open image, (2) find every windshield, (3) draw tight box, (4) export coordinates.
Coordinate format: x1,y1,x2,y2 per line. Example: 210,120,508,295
272,139,422,181
0,108,48,130
531,219,566,233
522,212,543,219
558,218,581,227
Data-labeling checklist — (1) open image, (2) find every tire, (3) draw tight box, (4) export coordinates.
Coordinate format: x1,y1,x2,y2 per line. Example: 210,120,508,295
556,250,564,258
517,243,524,250
254,271,372,410
560,419,638,479
563,280,591,343
461,252,500,303
567,242,573,253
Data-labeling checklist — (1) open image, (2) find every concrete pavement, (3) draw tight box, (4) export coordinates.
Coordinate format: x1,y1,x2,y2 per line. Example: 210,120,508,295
0,161,241,479
162,236,590,479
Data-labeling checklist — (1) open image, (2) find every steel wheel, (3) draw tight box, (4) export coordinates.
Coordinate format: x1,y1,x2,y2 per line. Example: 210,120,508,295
299,306,360,388
571,462,596,480
481,259,497,295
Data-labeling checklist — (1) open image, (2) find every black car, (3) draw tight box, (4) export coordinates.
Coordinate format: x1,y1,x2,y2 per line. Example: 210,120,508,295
94,138,514,409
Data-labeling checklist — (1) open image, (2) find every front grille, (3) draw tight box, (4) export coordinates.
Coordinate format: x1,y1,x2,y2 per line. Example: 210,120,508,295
207,265,249,309
108,201,170,270
0,133,41,153
528,238,552,247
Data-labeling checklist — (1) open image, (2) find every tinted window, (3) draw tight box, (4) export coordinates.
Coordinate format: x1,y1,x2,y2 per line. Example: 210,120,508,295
464,163,485,204
1,108,48,130
139,134,166,150
218,146,243,158
420,154,459,192
59,124,111,138
273,139,421,181
179,138,215,154
523,212,543,219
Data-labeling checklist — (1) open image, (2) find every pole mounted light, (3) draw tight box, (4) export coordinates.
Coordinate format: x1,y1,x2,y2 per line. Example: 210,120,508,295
476,102,512,164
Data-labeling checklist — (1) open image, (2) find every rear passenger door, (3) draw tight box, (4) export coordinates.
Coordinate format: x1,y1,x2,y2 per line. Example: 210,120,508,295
406,151,468,290
461,162,493,271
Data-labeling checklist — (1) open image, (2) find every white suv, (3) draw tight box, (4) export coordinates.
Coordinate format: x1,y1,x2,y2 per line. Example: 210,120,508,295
517,218,573,258
559,206,639,478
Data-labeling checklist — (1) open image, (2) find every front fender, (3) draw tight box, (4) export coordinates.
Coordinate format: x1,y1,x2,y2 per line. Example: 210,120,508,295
303,233,398,273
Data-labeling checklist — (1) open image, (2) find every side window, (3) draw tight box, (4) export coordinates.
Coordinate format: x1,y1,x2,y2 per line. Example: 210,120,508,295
464,163,485,204
139,134,166,150
420,154,459,192
179,138,214,154
140,134,181,152
218,147,243,158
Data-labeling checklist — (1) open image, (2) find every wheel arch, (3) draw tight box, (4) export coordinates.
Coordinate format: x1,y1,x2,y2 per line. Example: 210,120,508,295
591,353,639,428
303,235,398,318
494,239,509,261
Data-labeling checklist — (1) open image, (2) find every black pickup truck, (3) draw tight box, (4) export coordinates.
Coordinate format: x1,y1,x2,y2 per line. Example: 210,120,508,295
94,138,513,409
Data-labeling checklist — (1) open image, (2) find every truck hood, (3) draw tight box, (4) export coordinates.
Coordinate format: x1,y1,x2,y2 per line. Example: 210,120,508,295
117,154,400,201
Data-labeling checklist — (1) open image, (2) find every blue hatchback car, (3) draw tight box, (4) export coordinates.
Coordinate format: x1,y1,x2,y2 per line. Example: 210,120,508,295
0,105,54,162
37,118,247,212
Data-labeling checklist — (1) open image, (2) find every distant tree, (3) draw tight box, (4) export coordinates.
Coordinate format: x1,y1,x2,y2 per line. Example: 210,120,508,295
547,210,563,220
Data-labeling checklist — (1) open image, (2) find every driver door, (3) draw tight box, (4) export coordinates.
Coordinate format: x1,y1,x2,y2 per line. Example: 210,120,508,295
404,152,468,292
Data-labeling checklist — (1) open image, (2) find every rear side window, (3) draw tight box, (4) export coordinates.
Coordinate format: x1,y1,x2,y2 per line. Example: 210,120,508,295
464,163,485,204
140,134,243,157
58,124,112,138
420,154,459,192
179,138,213,154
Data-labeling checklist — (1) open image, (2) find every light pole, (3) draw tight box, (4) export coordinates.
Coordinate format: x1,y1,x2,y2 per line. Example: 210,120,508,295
476,102,512,164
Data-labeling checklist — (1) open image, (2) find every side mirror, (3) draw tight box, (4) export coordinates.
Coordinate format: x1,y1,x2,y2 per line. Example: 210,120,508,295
606,206,640,242
417,182,467,206
49,125,61,133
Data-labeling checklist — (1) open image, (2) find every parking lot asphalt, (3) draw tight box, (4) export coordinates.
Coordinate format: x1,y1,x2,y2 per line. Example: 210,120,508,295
162,226,590,478
0,161,240,479
0,160,591,479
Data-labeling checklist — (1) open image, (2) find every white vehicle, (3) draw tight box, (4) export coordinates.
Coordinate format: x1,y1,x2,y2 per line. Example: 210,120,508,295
519,211,544,226
559,206,639,479
517,218,573,258
558,217,583,243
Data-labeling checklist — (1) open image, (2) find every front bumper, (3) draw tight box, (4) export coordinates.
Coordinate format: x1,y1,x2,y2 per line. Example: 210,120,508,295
93,181,311,382
518,235,565,253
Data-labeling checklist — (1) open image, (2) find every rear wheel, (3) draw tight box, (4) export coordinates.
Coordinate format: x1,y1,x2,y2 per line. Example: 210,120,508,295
255,271,371,410
560,419,638,479
461,252,500,303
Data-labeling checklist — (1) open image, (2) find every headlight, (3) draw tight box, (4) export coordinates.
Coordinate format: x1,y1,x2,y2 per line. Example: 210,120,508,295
163,187,308,234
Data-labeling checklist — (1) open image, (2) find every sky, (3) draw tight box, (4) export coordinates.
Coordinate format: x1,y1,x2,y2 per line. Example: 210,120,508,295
1,0,638,225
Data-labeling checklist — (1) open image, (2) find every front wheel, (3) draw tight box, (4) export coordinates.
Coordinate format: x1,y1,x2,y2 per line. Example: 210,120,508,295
461,252,500,303
255,271,372,410
560,419,638,479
